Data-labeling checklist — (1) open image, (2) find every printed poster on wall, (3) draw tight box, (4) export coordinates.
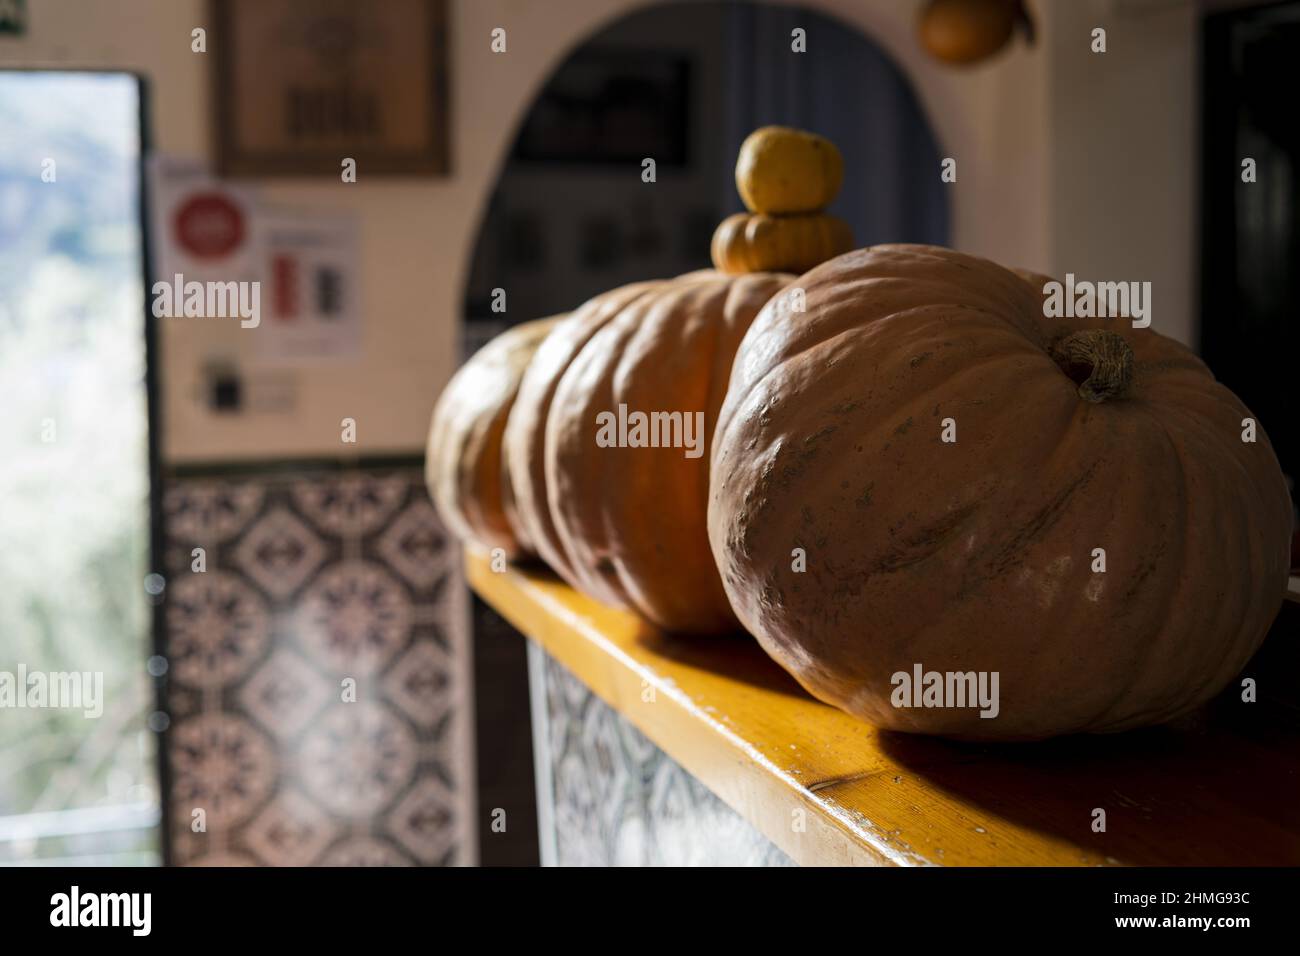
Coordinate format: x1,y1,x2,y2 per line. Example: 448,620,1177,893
148,154,263,292
147,155,362,363
256,209,362,363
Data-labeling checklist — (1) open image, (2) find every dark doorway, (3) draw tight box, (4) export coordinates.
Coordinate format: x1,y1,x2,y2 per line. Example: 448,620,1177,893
1201,2,1300,524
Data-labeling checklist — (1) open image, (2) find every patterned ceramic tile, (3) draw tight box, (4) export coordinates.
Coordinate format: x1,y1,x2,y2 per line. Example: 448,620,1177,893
387,777,458,865
318,836,413,867
295,560,413,676
164,481,265,543
383,641,454,729
237,648,332,739
168,713,277,830
242,790,339,867
165,571,271,688
161,464,471,866
376,499,452,590
291,474,409,537
535,650,793,867
298,701,419,818
232,506,328,600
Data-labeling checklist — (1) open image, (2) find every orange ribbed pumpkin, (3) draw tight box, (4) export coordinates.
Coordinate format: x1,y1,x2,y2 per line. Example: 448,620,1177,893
426,316,559,558
504,271,789,633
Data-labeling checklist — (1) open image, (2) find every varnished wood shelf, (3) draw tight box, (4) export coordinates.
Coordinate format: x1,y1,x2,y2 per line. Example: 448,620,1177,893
467,551,1300,867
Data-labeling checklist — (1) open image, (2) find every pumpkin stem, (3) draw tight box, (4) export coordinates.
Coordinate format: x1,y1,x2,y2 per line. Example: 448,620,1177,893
1050,330,1134,403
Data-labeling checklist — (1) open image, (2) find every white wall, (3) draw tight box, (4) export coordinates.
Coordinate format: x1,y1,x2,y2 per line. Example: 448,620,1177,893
1046,0,1199,346
1,0,1199,462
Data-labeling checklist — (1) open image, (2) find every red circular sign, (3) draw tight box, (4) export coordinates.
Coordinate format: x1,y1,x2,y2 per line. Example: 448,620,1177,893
173,193,245,259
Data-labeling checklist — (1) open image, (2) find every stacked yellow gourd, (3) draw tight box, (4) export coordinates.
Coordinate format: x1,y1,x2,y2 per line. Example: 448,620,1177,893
711,126,854,275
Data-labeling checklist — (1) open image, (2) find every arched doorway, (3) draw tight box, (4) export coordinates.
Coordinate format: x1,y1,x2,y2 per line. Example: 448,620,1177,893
460,1,948,866
462,1,947,347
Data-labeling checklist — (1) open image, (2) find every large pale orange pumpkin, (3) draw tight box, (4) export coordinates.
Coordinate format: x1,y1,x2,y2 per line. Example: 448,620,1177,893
426,316,560,558
504,271,789,633
709,244,1291,739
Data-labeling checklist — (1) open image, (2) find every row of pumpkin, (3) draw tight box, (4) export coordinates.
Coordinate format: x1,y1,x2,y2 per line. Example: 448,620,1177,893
427,128,1291,741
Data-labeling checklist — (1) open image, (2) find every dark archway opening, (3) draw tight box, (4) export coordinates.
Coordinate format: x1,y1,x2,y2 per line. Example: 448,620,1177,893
463,2,948,346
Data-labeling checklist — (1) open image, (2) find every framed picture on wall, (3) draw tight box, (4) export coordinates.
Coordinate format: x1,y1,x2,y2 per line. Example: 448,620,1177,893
211,0,449,176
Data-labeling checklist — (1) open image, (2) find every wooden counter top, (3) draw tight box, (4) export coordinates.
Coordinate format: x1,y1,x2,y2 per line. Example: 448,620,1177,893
468,551,1300,867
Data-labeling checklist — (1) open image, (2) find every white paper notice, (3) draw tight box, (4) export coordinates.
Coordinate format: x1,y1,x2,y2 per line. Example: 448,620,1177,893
148,155,262,288
257,209,362,363
148,155,361,365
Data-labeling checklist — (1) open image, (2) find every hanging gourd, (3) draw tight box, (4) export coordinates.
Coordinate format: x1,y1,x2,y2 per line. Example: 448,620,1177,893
918,0,1034,67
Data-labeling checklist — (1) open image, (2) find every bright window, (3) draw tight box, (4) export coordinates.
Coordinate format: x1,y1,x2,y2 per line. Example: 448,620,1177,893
0,72,158,864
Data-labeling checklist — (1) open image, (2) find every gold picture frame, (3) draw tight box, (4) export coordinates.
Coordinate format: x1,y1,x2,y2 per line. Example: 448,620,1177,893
211,0,449,177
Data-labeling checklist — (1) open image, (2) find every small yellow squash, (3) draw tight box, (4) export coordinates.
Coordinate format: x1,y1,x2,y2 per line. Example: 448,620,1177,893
735,126,843,215
711,211,854,276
